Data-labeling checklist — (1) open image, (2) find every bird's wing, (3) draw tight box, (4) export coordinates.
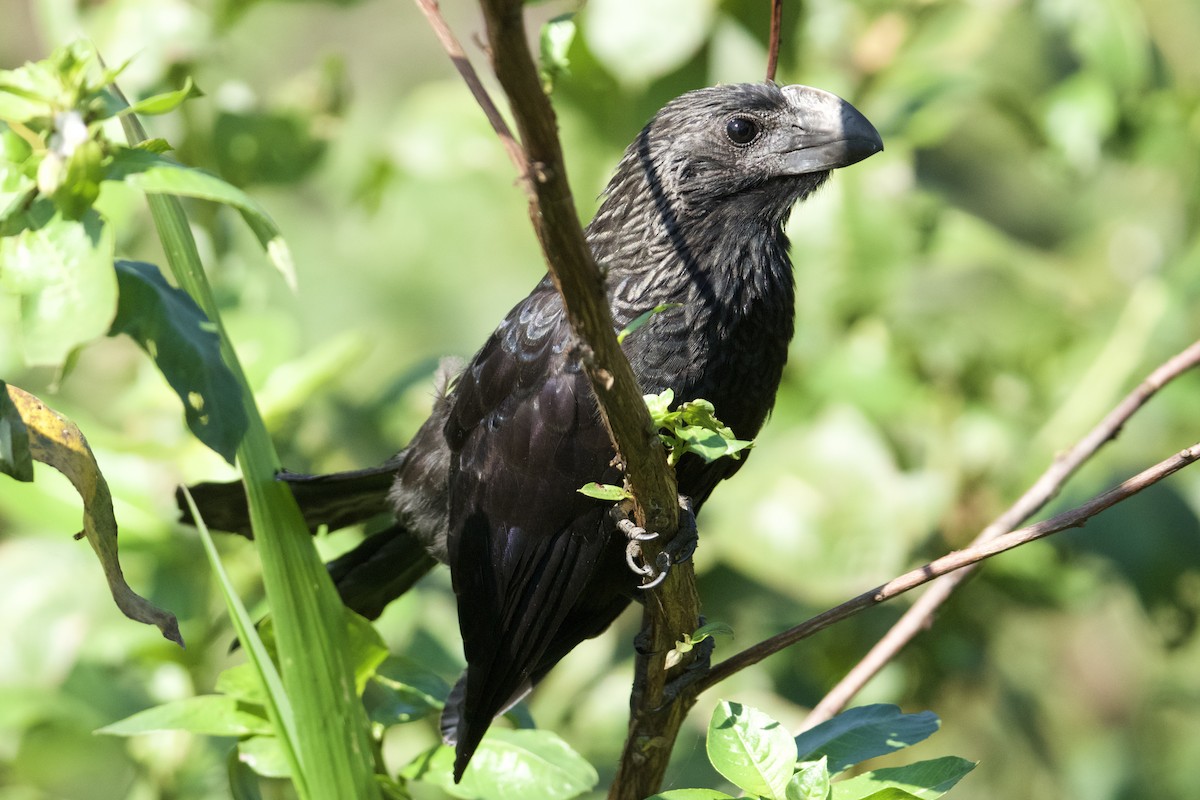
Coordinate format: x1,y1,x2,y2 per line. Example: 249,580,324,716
443,280,632,772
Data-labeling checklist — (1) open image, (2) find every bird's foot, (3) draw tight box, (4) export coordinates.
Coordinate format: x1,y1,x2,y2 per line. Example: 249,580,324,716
616,496,698,590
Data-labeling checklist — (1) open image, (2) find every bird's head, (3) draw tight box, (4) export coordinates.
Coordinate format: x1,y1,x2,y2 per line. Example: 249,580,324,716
605,82,883,228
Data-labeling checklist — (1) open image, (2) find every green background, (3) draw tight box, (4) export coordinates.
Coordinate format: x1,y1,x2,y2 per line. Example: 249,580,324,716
2,0,1200,797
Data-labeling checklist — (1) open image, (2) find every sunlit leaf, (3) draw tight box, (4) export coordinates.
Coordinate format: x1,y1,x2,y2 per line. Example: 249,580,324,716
708,701,797,800
0,210,116,366
4,384,182,644
788,757,831,800
97,695,272,737
401,729,598,800
577,481,631,501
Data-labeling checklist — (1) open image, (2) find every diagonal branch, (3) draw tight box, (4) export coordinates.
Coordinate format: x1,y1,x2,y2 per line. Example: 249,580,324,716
800,337,1200,725
696,440,1200,693
766,0,784,82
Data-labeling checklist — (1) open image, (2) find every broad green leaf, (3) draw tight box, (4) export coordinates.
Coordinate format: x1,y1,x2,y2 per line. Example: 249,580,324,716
108,259,247,464
674,424,753,463
364,655,450,728
856,791,923,800
795,705,940,775
788,757,831,800
97,695,272,737
401,729,598,800
830,757,977,800
105,148,295,287
0,210,116,366
708,701,798,800
238,734,291,778
0,60,61,122
645,791,737,800
0,381,33,481
577,481,631,501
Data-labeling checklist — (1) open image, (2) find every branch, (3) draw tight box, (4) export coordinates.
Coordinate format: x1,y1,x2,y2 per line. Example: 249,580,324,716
801,337,1200,725
411,0,528,183
697,440,1200,693
416,2,701,795
766,0,783,82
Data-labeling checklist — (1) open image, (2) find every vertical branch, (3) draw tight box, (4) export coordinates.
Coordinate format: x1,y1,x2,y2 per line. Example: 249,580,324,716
766,0,784,82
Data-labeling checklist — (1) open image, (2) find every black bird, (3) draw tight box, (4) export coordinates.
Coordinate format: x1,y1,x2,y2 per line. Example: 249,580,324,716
183,82,882,780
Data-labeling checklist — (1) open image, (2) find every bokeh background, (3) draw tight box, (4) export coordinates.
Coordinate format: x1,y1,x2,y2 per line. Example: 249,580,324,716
3,0,1200,797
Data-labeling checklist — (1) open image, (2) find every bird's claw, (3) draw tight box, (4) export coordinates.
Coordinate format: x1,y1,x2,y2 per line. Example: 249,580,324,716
616,496,698,590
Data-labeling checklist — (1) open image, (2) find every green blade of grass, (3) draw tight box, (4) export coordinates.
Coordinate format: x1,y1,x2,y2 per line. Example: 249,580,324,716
117,94,379,799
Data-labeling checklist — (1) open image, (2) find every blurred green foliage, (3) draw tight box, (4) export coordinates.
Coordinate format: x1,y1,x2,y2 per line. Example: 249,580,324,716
2,0,1199,798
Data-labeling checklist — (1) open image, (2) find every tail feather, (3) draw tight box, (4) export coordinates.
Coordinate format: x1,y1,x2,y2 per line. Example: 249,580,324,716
326,522,437,619
441,669,532,782
177,464,399,537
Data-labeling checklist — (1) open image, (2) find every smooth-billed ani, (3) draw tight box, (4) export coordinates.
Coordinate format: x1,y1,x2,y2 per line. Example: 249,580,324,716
183,82,882,779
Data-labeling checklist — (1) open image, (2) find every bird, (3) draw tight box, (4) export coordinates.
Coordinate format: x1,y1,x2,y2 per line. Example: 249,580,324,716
182,81,882,780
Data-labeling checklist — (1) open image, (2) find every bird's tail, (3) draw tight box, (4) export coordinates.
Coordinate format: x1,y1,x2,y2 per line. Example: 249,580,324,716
177,464,436,618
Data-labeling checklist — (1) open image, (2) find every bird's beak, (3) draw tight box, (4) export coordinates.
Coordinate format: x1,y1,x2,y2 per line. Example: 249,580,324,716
778,85,883,174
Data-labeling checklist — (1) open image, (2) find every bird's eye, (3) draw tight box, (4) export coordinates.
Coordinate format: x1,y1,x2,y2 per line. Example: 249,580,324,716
725,116,759,145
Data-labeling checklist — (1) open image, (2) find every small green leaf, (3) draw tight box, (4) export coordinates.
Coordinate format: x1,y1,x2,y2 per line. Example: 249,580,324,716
539,14,577,93
215,663,267,708
830,757,977,800
401,729,598,800
0,381,33,482
643,388,675,425
789,757,831,800
795,705,941,775
109,259,247,464
645,791,737,800
577,481,631,501
116,77,201,118
619,302,682,344
692,621,735,642
238,735,291,779
97,695,273,737
708,701,798,800
364,655,450,728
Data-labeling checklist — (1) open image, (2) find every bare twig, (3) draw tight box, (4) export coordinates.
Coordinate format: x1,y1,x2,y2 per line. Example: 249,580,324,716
766,0,784,82
416,3,700,796
697,440,1200,693
799,338,1200,725
411,0,529,185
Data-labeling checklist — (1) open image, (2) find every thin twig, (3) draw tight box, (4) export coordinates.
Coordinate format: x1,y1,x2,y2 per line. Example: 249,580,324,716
411,0,530,187
766,0,784,82
800,338,1200,725
697,441,1200,692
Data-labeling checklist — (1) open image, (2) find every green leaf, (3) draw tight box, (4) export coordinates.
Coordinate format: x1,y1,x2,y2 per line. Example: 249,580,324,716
0,210,117,366
238,735,292,779
673,424,753,463
795,705,941,775
539,14,577,93
216,663,268,708
47,137,103,219
855,791,923,800
645,791,737,800
401,729,598,800
108,259,248,464
788,757,831,800
577,481,631,501
364,655,450,728
643,388,675,426
707,701,798,800
96,695,273,737
345,610,390,696
105,148,296,287
115,77,201,118
830,757,977,800
0,381,33,481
